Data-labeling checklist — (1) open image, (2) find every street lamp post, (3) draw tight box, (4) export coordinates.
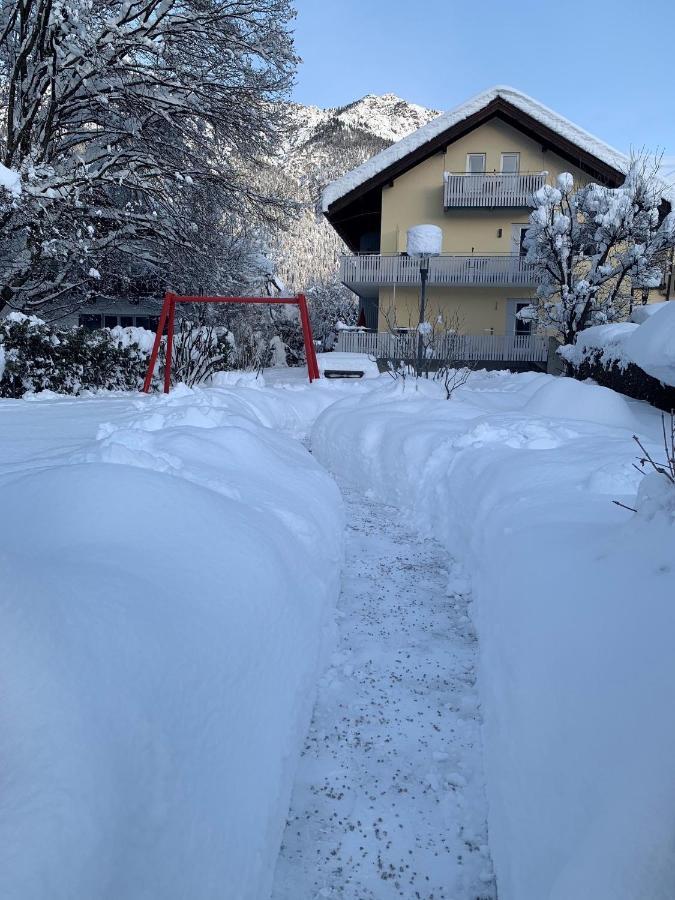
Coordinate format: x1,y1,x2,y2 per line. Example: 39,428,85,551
416,257,429,377
406,224,442,379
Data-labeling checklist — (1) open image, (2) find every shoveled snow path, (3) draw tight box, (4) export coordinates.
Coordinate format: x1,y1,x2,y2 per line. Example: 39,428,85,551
272,484,496,900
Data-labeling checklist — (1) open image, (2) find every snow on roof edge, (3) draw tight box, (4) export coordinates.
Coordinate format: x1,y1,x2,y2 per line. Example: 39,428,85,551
321,86,634,213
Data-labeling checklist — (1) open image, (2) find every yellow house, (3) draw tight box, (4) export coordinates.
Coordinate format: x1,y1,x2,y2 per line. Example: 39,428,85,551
322,86,673,363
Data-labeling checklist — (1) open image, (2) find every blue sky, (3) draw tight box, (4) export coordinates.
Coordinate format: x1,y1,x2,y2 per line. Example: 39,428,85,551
292,0,675,158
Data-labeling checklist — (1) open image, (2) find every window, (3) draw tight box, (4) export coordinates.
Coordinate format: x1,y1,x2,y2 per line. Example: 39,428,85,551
120,316,134,328
135,316,159,331
104,315,119,329
515,302,532,336
501,152,520,174
512,225,529,257
78,314,102,331
466,153,486,174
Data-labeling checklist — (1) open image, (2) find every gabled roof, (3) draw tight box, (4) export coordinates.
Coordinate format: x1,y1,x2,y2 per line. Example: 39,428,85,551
322,86,630,215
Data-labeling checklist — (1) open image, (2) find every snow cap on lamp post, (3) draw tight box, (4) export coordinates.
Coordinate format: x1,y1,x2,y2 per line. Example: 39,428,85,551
406,224,442,257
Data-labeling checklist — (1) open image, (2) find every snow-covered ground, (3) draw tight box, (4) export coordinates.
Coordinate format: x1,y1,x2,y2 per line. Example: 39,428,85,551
0,375,358,900
272,484,495,900
312,370,675,900
1,365,674,900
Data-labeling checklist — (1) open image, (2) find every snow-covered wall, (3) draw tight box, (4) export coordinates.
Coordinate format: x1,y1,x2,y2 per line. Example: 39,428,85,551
0,383,345,900
311,373,675,900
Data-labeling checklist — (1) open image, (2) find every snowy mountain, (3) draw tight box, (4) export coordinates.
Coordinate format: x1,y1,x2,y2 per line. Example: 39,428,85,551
269,94,440,291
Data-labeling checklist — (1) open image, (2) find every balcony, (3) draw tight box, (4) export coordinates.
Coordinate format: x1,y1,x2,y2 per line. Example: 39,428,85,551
339,253,539,296
443,172,547,208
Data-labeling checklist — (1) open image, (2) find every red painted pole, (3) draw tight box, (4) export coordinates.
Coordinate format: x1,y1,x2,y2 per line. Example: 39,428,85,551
142,295,170,393
163,297,176,394
297,293,320,382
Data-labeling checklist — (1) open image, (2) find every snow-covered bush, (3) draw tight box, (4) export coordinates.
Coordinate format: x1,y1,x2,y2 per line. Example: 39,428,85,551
524,158,675,344
634,414,675,490
205,301,306,370
306,279,359,347
613,415,675,517
0,315,152,397
164,320,235,388
565,352,675,412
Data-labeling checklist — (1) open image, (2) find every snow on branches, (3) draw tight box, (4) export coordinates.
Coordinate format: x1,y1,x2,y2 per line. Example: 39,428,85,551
0,0,297,311
523,157,675,345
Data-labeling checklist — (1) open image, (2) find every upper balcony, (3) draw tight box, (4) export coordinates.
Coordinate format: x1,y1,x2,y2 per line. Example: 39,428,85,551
443,171,548,208
340,253,539,296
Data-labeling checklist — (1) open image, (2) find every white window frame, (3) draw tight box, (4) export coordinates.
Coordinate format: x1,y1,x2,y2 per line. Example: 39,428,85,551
511,224,529,256
466,153,486,174
500,152,520,174
506,299,534,336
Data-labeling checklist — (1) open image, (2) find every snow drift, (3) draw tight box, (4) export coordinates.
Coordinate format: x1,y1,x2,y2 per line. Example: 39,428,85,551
0,382,345,900
311,372,675,900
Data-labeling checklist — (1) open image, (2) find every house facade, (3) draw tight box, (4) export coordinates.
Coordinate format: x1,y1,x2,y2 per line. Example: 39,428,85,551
322,87,673,357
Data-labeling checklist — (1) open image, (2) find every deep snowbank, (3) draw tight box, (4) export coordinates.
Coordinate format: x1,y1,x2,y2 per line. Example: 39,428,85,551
0,380,345,900
311,372,675,900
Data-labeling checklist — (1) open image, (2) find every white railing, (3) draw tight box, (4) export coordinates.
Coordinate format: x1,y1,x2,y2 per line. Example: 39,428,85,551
443,172,547,207
340,254,539,288
335,331,548,363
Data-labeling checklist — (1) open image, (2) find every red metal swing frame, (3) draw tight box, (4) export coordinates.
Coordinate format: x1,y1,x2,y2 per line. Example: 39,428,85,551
142,292,321,393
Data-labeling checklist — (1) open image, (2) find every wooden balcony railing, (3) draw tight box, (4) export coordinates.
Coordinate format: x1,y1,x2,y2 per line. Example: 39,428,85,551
339,253,539,289
443,172,547,207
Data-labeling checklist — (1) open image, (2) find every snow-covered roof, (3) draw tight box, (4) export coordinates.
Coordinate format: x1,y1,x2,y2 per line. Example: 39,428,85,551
322,86,631,212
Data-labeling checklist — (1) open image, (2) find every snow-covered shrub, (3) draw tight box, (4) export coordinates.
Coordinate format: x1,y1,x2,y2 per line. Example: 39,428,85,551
228,319,275,372
163,319,235,388
635,414,675,488
565,351,675,412
0,314,151,397
217,303,304,371
560,305,675,412
614,415,675,515
306,280,358,348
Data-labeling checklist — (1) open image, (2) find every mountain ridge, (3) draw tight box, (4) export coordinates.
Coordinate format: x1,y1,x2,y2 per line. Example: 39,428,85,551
271,93,440,290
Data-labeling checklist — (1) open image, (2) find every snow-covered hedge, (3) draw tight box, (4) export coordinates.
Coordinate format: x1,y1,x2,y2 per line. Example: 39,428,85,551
560,302,675,410
311,373,675,900
0,382,344,899
0,314,153,397
560,301,675,387
0,312,311,398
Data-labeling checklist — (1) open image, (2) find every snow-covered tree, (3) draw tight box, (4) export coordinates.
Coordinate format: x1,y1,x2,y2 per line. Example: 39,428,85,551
523,158,675,345
305,278,358,345
0,0,297,312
